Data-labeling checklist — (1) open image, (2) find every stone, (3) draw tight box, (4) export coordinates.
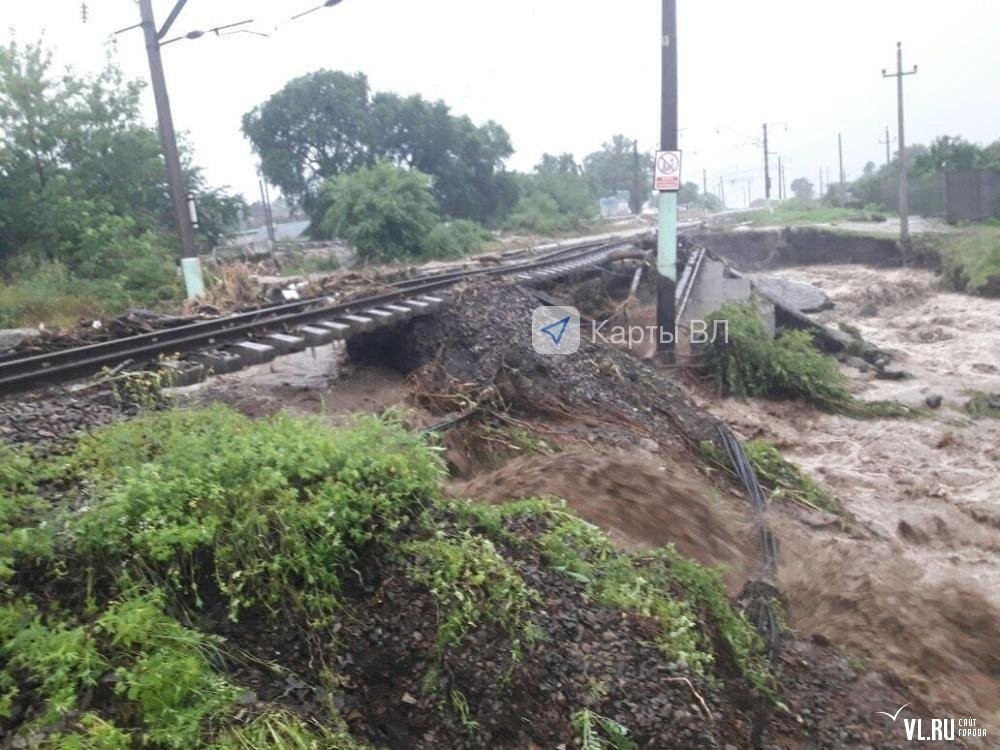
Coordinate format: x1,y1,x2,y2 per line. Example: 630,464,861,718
858,302,879,318
0,328,40,352
925,394,943,409
754,277,832,313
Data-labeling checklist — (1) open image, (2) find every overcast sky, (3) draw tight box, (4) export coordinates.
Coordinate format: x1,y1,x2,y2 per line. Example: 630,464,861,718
7,1,1000,207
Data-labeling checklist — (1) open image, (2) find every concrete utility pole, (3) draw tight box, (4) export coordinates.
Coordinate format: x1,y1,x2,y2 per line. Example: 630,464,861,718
258,178,276,245
837,133,846,205
718,176,726,209
878,125,895,168
632,139,642,215
138,0,204,298
655,0,678,362
702,168,708,196
883,42,918,248
818,169,824,200
777,156,784,200
762,123,772,207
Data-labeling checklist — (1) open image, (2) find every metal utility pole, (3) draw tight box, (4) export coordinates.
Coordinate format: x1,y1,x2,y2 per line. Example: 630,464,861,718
138,0,204,298
878,125,895,168
762,123,772,207
883,42,918,248
655,0,678,362
837,133,846,205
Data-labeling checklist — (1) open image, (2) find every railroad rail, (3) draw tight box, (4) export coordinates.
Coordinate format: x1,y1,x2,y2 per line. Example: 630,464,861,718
0,236,647,396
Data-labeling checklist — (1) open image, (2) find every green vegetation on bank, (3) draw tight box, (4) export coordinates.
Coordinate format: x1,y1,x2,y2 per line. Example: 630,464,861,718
700,439,838,515
729,201,888,228
914,226,1000,296
0,407,771,747
705,301,920,418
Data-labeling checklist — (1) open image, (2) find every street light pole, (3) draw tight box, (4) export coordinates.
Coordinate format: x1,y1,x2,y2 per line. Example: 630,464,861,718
655,0,678,363
138,0,204,298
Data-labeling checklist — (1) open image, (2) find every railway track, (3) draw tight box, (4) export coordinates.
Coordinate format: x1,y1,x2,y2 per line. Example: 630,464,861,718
0,235,648,397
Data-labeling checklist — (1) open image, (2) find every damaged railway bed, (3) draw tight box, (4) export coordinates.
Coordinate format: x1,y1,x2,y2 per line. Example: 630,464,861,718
3,225,997,750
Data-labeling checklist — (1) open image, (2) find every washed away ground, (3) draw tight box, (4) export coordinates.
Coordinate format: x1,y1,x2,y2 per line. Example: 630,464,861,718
161,279,986,747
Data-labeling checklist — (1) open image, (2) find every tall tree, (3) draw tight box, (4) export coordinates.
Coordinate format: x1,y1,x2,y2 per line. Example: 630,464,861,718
243,72,517,227
790,177,814,200
583,135,653,208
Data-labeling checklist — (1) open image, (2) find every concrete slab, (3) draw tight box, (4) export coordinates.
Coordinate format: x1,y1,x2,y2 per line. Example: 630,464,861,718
753,277,832,313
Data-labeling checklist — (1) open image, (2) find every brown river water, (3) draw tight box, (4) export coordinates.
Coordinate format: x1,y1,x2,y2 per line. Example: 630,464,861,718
705,264,1000,731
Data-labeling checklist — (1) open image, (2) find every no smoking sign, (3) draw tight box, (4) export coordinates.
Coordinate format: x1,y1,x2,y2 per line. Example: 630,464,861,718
654,150,682,192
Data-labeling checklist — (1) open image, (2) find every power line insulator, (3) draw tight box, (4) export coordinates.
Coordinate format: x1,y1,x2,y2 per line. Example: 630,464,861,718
81,2,89,23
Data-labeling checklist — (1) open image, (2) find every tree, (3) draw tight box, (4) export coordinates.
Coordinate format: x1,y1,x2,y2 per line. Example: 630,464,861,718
319,161,438,262
0,38,242,314
505,154,597,234
790,177,814,201
678,182,700,206
583,135,653,212
915,135,982,174
243,72,518,227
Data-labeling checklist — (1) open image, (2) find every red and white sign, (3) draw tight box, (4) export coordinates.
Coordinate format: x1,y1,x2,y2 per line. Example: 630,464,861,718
654,150,682,192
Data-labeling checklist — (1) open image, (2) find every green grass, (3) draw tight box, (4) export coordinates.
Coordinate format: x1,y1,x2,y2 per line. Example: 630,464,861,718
730,203,888,228
923,226,1000,296
0,407,776,746
963,390,1000,418
700,439,839,515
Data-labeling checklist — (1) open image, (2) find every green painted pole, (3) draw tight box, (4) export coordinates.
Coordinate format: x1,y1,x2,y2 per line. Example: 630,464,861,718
656,0,678,362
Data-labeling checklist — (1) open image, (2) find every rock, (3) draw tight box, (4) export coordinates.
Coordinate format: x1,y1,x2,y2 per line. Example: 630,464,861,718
858,302,878,318
844,356,870,372
875,367,909,380
754,277,832,313
0,327,40,352
236,690,257,706
401,692,418,705
924,394,943,409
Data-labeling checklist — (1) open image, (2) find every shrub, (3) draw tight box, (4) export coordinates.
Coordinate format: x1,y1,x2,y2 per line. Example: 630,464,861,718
422,219,492,259
320,161,439,263
706,301,853,411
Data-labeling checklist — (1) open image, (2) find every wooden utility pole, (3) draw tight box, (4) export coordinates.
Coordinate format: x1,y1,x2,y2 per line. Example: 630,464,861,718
138,0,204,298
883,42,918,248
655,0,678,362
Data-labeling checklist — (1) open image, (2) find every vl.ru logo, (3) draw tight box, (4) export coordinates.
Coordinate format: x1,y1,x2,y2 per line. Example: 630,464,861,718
532,306,580,354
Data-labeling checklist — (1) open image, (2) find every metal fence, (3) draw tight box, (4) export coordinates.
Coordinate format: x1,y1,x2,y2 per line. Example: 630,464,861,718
944,169,1000,223
878,169,1000,223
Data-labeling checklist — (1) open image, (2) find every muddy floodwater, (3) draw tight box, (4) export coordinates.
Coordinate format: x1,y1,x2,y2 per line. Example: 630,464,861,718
706,264,1000,729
